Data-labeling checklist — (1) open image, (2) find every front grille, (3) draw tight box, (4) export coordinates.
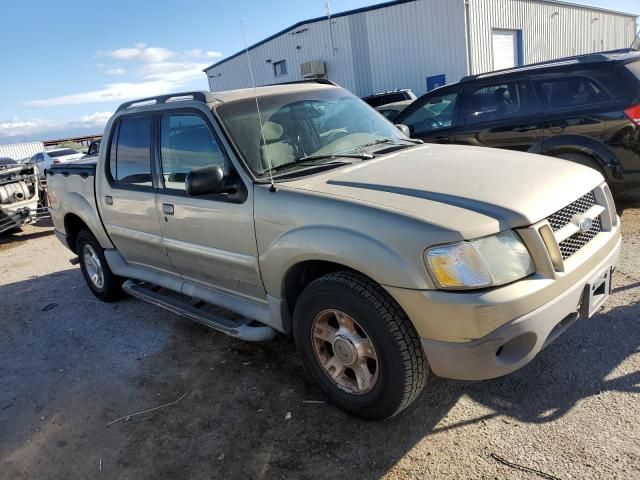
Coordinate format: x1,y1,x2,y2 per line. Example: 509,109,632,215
547,191,603,260
557,216,602,259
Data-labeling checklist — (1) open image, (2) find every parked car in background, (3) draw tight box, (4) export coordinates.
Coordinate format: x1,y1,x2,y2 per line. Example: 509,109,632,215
0,157,18,170
28,148,84,177
47,82,620,420
362,89,416,108
395,49,640,197
376,100,413,122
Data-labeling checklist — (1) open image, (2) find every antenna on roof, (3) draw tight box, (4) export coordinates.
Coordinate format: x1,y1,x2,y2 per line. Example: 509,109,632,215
241,20,277,192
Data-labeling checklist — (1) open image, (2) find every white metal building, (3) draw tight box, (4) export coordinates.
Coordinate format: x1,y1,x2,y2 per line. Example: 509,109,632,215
0,141,44,161
203,0,637,97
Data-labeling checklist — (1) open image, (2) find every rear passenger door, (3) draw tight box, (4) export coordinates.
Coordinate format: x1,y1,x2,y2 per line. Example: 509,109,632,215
532,74,608,142
395,87,462,143
96,114,174,272
454,79,543,151
154,109,264,301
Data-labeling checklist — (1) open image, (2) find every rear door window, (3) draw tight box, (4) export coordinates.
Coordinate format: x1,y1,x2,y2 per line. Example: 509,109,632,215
533,76,611,110
464,80,538,124
109,115,152,186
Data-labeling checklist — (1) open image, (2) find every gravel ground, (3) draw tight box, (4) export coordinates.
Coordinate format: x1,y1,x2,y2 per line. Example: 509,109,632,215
0,202,639,480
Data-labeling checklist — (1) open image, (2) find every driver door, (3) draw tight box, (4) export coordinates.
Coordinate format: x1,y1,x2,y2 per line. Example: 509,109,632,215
154,109,265,302
395,87,462,144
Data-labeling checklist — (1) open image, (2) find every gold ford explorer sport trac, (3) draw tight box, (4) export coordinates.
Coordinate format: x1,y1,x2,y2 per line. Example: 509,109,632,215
46,82,621,420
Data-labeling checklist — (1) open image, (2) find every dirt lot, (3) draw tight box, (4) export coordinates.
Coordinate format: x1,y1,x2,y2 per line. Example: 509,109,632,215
1,202,639,480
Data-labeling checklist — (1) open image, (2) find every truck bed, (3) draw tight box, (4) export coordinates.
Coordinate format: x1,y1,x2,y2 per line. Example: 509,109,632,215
46,162,99,249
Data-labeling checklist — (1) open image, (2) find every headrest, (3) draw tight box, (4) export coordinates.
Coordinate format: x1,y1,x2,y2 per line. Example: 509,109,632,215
261,121,283,142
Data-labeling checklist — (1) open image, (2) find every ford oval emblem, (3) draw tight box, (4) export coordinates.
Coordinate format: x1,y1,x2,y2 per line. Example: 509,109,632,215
578,215,594,233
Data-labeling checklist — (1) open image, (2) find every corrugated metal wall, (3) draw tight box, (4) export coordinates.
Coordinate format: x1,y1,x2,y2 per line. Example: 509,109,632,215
0,142,44,161
468,0,637,74
206,16,358,93
206,0,469,97
205,0,637,96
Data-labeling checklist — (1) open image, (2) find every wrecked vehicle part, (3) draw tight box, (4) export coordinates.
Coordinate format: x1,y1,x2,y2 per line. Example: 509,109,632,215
0,164,46,234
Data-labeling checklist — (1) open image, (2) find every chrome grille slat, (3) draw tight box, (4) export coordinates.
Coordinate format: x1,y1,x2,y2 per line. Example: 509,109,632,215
546,191,603,260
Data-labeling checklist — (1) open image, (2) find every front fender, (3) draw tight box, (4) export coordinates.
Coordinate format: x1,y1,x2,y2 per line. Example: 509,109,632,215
259,225,432,297
58,191,114,249
528,134,622,180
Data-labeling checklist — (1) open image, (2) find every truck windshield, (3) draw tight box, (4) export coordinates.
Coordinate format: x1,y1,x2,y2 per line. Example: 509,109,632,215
215,87,406,177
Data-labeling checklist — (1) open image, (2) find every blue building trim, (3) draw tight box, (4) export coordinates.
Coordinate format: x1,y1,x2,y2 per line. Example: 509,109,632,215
203,0,417,72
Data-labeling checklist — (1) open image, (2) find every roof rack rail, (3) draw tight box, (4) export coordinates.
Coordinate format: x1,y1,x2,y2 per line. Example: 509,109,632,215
115,91,213,113
264,79,340,88
461,48,639,83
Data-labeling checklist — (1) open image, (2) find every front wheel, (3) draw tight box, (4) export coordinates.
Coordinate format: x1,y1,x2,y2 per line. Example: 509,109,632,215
76,229,123,302
293,271,428,420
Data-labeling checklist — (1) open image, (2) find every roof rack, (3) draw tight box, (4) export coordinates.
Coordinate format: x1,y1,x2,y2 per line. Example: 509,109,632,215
264,79,340,88
461,48,640,83
115,91,214,113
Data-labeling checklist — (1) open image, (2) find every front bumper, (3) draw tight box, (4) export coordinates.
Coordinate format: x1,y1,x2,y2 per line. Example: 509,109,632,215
386,227,621,381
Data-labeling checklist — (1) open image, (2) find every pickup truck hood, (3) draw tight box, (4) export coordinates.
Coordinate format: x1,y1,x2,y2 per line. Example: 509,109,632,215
286,144,603,239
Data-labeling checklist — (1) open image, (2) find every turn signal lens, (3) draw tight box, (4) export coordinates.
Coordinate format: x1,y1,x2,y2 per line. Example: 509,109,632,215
425,243,492,289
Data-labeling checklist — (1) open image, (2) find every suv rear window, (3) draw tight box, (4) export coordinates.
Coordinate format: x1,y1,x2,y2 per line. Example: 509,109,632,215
626,61,640,81
533,76,611,110
48,149,79,157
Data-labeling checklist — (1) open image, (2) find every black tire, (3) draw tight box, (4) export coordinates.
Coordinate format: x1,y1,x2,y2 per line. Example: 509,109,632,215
76,229,123,302
555,152,606,176
293,271,428,420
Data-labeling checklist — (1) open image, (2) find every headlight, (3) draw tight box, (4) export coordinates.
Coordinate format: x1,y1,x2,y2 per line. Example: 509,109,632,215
425,231,535,290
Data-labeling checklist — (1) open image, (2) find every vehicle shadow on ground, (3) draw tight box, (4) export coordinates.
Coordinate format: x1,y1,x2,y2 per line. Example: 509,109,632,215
0,220,53,247
114,298,640,479
0,271,638,479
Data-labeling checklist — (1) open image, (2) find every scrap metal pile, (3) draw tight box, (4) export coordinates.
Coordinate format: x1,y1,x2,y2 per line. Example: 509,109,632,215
0,164,48,234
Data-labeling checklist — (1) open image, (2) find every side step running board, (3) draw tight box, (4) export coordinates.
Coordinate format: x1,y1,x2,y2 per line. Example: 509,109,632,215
122,280,277,342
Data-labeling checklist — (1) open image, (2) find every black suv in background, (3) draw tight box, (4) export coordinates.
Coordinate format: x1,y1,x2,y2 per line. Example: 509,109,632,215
362,89,417,108
394,49,640,197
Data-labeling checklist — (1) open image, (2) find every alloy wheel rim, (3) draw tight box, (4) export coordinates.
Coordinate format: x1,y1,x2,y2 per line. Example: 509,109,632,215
83,244,104,289
311,309,379,395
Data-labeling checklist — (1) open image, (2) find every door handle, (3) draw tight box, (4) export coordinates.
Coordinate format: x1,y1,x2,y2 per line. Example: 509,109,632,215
514,126,538,132
104,196,113,205
162,203,174,215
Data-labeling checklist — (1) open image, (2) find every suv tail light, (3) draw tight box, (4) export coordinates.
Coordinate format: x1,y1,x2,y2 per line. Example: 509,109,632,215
624,104,640,126
53,159,61,164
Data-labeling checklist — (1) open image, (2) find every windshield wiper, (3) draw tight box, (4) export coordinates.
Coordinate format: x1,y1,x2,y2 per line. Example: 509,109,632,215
353,138,422,151
297,152,374,163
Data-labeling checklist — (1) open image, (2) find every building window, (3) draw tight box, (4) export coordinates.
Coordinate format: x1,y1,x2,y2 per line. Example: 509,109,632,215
273,60,287,77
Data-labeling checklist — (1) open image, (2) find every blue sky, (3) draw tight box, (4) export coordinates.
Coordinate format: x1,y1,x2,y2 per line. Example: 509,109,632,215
0,0,637,144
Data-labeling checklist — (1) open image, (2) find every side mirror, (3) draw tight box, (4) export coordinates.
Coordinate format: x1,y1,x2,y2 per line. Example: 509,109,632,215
395,124,411,137
185,165,235,196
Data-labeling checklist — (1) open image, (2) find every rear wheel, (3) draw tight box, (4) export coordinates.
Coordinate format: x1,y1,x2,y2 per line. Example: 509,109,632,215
293,271,428,420
76,229,123,302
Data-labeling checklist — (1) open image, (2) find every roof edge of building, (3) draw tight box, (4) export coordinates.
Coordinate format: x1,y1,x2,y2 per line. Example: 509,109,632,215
202,0,417,72
202,0,639,73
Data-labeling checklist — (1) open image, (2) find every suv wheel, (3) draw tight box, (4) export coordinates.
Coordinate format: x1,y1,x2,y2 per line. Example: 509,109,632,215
556,152,605,176
76,229,123,302
293,271,428,420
